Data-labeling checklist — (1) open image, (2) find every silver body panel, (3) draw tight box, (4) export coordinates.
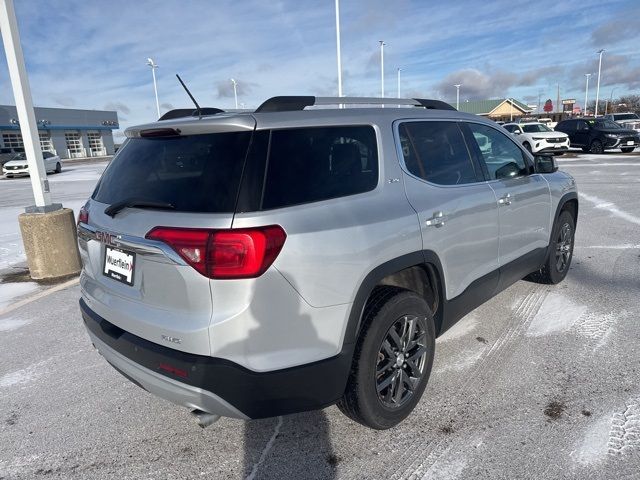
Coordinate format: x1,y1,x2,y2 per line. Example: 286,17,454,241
79,104,577,414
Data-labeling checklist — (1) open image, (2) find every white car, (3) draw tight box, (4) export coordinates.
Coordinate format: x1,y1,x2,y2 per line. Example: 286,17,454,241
2,151,62,178
503,122,569,155
537,117,557,129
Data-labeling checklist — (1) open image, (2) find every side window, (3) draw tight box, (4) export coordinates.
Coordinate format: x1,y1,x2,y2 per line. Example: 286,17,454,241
503,125,515,133
43,152,52,159
577,121,589,131
261,126,378,210
398,121,479,185
467,123,530,181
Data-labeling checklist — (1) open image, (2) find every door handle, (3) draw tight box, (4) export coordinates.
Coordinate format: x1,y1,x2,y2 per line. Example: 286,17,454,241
498,193,512,206
425,211,446,227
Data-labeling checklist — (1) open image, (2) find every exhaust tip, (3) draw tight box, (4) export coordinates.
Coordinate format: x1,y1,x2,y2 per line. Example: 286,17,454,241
190,409,221,428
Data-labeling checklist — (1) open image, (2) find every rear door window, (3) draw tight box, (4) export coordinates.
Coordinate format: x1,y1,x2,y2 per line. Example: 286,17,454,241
93,132,252,212
261,126,378,209
398,121,480,185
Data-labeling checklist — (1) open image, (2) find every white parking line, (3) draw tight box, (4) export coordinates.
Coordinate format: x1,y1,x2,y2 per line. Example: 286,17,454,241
578,192,640,226
0,277,79,317
580,245,640,249
562,163,640,167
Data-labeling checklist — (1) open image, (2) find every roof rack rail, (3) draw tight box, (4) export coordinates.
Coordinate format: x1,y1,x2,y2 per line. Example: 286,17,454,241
255,96,457,113
158,107,225,121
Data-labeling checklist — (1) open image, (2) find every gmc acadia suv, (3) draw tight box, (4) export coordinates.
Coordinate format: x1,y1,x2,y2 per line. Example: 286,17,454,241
77,96,578,430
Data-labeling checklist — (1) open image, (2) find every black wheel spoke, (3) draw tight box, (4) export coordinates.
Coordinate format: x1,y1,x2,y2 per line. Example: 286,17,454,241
376,314,429,409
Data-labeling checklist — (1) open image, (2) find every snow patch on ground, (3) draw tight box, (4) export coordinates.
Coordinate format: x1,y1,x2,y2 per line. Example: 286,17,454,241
572,415,612,465
0,317,30,332
527,293,587,337
0,360,49,388
438,314,477,342
0,282,40,309
437,347,485,373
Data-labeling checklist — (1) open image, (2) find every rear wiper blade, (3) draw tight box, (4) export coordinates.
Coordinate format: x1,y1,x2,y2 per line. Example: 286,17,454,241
104,199,175,217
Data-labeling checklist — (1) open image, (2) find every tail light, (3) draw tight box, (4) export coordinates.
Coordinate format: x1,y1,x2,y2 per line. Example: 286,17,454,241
77,204,89,226
145,225,286,279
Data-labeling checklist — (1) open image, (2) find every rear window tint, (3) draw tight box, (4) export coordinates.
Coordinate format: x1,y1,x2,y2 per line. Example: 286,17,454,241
92,132,251,213
261,126,378,210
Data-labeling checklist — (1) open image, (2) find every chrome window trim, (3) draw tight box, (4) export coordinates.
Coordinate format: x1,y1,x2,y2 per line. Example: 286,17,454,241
77,222,186,266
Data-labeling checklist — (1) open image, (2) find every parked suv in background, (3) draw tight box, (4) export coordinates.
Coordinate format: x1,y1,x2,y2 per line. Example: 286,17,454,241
503,122,570,155
78,96,578,430
603,112,640,133
555,117,640,153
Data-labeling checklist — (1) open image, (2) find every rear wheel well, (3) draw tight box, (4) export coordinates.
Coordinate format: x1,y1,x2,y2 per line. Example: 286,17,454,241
374,264,443,334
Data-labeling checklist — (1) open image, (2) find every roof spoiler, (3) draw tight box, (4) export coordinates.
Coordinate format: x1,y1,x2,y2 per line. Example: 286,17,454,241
255,96,457,113
158,107,225,121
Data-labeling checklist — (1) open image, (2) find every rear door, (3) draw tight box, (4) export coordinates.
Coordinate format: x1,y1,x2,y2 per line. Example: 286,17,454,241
78,122,256,355
397,120,500,301
465,122,551,280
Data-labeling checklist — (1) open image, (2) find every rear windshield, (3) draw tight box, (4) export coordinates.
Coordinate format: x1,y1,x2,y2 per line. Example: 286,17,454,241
93,132,251,213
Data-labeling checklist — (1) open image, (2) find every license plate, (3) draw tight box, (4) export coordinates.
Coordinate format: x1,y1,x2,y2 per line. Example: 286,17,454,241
103,246,135,285
554,144,561,148
627,141,634,146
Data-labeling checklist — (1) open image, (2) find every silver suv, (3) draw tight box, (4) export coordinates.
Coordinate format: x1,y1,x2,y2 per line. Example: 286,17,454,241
77,96,578,430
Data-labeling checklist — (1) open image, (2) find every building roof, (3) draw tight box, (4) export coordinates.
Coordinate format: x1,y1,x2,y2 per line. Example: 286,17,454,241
451,98,532,115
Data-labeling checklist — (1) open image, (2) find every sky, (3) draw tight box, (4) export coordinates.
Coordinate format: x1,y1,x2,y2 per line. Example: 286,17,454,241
1,0,639,140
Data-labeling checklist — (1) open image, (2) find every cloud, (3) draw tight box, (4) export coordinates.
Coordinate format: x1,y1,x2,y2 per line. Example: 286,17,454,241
104,102,130,115
53,96,76,107
160,102,174,110
570,53,640,91
591,11,637,46
215,79,256,99
434,69,517,100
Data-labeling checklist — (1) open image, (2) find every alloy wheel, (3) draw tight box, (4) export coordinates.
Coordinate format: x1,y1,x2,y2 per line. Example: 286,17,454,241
555,222,572,273
375,314,428,409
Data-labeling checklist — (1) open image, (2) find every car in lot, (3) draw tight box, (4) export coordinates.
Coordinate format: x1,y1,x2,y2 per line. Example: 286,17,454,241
555,118,640,153
503,122,570,155
2,151,62,177
537,117,557,129
0,147,24,168
603,112,640,133
77,96,578,430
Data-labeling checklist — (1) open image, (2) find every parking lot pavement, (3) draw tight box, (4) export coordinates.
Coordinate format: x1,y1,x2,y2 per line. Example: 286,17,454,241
1,152,639,479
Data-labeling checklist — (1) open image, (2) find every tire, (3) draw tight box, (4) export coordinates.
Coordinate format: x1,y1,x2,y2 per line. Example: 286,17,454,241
589,140,604,154
621,147,635,153
532,210,575,284
337,286,435,429
55,162,62,173
523,142,532,153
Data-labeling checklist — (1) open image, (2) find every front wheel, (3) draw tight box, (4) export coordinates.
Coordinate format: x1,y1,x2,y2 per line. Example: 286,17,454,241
533,210,575,284
55,162,62,173
621,147,635,153
589,140,604,154
337,287,435,429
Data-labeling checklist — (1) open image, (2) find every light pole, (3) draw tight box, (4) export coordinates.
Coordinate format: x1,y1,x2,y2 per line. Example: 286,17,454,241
230,78,238,109
335,0,343,98
584,73,592,115
594,49,605,117
454,84,461,110
146,57,160,118
605,87,617,115
397,68,401,98
510,98,514,122
379,40,385,98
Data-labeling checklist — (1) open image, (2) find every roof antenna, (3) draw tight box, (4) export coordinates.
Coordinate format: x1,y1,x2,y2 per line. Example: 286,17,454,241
176,74,202,118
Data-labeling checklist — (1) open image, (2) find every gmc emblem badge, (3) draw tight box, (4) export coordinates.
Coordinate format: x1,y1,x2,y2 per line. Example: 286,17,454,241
96,231,117,246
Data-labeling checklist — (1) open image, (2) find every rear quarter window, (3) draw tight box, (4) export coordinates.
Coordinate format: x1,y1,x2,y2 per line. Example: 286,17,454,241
261,126,378,210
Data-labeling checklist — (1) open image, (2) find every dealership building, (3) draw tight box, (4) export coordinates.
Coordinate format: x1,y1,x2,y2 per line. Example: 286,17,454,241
0,105,118,159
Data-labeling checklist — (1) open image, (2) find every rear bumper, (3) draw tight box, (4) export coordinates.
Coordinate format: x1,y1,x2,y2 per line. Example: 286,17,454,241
80,299,353,419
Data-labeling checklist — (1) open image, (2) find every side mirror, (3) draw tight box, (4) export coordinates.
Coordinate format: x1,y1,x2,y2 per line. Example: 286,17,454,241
534,155,558,174
513,131,520,135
